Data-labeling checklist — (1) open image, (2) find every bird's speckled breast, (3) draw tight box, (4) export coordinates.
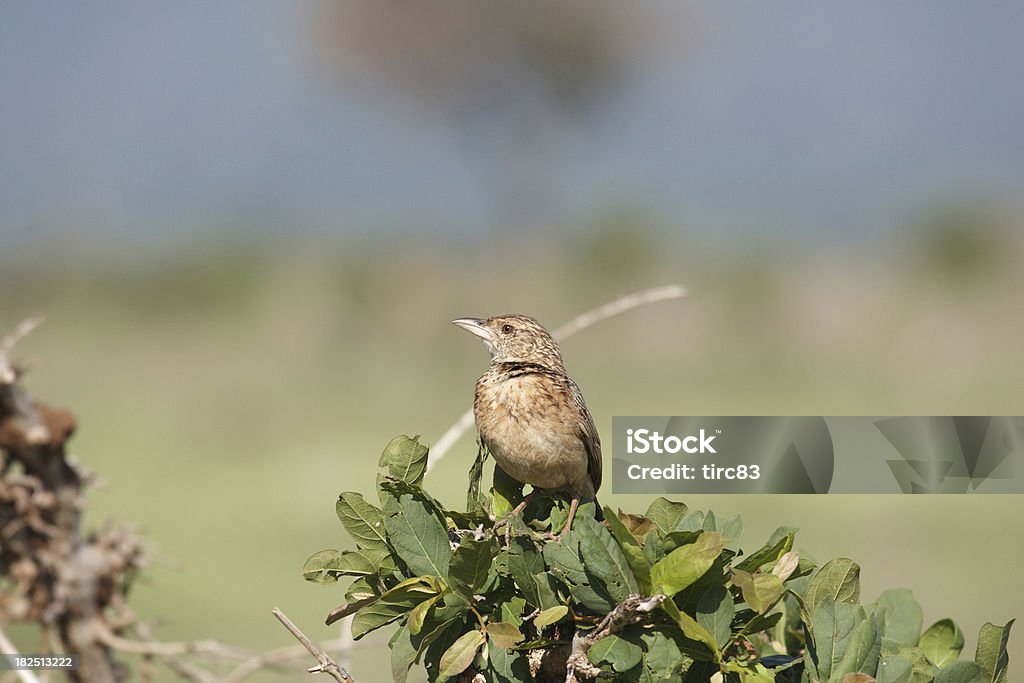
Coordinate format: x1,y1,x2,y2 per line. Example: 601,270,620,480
474,372,589,492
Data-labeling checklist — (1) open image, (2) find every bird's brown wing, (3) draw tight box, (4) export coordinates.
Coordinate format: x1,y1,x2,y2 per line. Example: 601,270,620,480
569,378,602,494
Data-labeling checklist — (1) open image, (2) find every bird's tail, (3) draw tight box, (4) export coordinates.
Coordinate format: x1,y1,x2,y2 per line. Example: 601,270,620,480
592,497,605,522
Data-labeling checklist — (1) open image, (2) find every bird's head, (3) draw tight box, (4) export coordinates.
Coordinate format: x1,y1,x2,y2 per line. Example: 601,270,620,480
452,314,565,371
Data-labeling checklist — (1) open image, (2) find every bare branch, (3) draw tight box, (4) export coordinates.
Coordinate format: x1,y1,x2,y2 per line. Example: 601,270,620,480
129,620,354,683
565,594,665,682
98,625,252,661
162,658,220,683
0,317,43,384
0,316,43,359
427,285,688,469
217,637,350,683
271,609,355,683
550,285,687,341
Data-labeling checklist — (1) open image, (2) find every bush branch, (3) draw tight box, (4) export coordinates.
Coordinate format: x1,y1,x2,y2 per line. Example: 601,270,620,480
271,609,355,683
565,594,666,682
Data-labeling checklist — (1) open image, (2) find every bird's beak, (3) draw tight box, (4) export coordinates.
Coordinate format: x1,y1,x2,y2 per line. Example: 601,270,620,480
451,318,492,343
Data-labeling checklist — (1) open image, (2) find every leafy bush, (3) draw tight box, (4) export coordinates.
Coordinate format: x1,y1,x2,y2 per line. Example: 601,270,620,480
304,436,1013,682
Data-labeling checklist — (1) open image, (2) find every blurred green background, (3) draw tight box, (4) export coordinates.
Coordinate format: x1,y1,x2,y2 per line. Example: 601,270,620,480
2,2,1023,680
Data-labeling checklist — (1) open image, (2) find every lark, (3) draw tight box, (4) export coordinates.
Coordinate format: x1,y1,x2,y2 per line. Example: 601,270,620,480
453,314,601,536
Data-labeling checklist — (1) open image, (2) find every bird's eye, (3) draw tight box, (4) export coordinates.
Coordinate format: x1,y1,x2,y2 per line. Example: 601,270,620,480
501,324,514,334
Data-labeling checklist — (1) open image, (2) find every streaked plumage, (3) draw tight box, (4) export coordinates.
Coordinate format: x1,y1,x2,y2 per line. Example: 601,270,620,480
453,314,601,535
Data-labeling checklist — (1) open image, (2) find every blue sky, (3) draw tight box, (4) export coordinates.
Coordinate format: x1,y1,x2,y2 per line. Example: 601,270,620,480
2,2,1022,246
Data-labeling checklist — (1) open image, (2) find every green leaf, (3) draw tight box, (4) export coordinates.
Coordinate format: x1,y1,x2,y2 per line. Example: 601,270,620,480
604,506,653,592
379,435,429,486
415,616,459,667
920,619,964,669
805,558,861,613
639,629,685,680
437,629,485,678
660,597,719,661
302,548,391,584
574,512,640,602
659,531,703,555
650,531,724,597
466,442,488,511
486,622,523,649
768,525,800,545
543,533,615,613
809,598,864,682
486,640,532,683
834,614,882,680
712,513,744,553
880,644,938,682
505,538,559,610
449,538,494,598
741,536,794,573
408,594,441,635
382,491,452,580
731,568,785,615
345,576,378,602
534,605,569,629
589,634,644,673
677,509,706,532
498,596,527,627
350,578,437,640
875,589,924,647
736,533,794,573
336,492,389,551
877,655,914,683
491,464,523,518
645,497,688,534
325,595,378,626
975,619,1013,683
935,661,986,683
722,661,777,682
739,610,782,638
696,585,735,649
643,529,665,566
431,588,470,624
390,623,417,683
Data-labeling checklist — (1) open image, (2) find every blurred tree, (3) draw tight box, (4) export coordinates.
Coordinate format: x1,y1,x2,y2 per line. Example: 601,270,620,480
915,202,1016,281
308,1,695,226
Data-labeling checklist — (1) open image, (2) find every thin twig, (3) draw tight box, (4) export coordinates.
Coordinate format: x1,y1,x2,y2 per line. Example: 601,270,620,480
271,608,354,683
162,658,220,683
131,620,353,683
0,626,42,683
427,284,688,469
565,594,665,682
0,316,43,358
550,285,687,341
221,638,353,683
0,316,44,384
98,625,252,660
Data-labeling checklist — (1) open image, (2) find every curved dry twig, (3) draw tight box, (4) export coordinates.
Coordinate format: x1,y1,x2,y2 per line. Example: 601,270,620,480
271,609,354,683
427,284,687,470
0,316,44,384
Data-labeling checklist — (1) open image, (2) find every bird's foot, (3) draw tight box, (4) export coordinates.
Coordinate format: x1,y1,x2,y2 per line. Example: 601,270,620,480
493,515,516,545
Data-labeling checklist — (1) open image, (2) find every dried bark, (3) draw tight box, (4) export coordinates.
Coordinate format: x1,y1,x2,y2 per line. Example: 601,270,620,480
1,323,145,682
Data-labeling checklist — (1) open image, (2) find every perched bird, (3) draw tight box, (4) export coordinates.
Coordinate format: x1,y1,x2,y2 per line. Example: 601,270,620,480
452,314,602,536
